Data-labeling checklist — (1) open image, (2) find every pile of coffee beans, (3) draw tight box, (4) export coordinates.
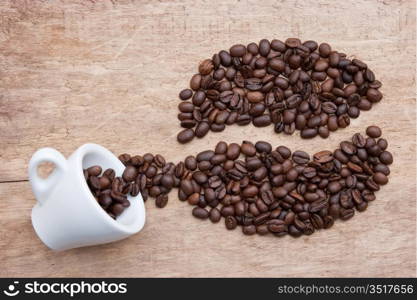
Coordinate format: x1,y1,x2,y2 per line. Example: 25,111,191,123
84,154,178,219
117,153,179,208
83,39,391,237
85,126,393,237
177,38,382,143
174,126,392,236
83,166,133,219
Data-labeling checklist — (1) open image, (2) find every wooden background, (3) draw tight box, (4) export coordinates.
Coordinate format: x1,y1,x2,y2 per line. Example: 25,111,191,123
0,0,415,277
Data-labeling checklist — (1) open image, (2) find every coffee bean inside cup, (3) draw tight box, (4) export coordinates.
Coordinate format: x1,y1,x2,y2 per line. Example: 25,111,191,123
84,167,133,219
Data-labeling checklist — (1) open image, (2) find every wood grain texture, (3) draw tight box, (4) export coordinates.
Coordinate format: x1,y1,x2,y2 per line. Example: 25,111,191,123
0,0,415,277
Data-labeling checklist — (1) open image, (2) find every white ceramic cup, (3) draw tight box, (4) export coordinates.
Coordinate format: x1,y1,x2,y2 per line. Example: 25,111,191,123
28,143,145,251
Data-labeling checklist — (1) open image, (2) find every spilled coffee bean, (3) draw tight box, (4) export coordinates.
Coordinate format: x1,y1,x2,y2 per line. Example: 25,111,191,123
86,126,392,238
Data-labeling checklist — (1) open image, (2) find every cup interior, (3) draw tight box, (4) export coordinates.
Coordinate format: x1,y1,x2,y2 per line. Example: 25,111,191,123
79,144,145,232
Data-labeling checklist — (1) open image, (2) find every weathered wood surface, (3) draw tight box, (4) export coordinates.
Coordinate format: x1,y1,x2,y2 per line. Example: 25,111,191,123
0,0,415,277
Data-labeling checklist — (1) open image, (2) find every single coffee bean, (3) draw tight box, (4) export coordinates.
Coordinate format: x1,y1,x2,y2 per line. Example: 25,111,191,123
179,89,193,100
379,151,393,165
87,165,102,177
230,44,246,57
292,151,310,164
225,216,238,230
198,59,214,75
109,203,125,216
192,207,209,219
366,125,382,138
255,141,272,153
122,165,138,182
373,172,388,185
156,194,169,208
177,129,195,143
195,122,210,138
209,208,221,223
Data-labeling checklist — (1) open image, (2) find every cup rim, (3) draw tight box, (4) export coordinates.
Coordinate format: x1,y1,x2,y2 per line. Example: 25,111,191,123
75,143,145,235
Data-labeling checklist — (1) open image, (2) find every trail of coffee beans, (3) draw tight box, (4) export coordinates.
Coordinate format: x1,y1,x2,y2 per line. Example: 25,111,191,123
177,38,382,143
84,39,392,237
85,125,392,237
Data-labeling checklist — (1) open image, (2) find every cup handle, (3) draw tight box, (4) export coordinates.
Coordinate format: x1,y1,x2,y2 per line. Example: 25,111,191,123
28,147,68,205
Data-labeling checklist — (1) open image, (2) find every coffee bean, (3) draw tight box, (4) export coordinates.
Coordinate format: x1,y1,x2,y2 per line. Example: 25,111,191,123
188,73,202,90
177,129,195,143
106,204,123,217
340,208,354,220
199,59,214,75
87,165,102,177
255,141,272,153
366,126,382,138
130,183,140,197
121,165,137,182
241,141,256,156
373,172,388,185
98,193,112,208
89,176,101,190
209,208,221,223
292,151,310,164
103,168,116,181
156,194,168,208
242,225,256,235
328,181,342,194
253,114,271,127
179,89,193,100
226,143,241,160
192,207,209,219
195,122,210,138
99,176,111,190
379,151,393,165
225,216,237,229
180,179,194,196
230,44,246,57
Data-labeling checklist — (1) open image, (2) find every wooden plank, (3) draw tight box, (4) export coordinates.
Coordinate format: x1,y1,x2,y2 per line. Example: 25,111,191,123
0,179,415,277
0,0,415,277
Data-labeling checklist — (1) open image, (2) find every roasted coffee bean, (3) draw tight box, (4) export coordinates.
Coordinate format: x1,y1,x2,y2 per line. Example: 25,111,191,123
98,193,112,208
103,168,116,181
292,151,310,164
379,151,393,165
373,172,388,185
366,125,382,138
225,216,238,229
179,89,193,100
87,165,102,177
130,183,140,197
209,208,221,223
156,194,169,208
177,129,195,143
99,176,111,190
122,165,137,182
242,225,256,235
226,143,241,160
89,176,101,190
192,207,209,219
255,141,272,153
109,203,125,216
241,141,256,156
